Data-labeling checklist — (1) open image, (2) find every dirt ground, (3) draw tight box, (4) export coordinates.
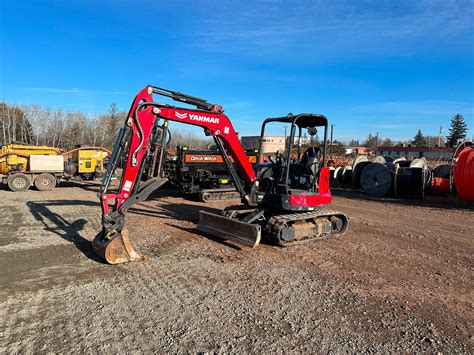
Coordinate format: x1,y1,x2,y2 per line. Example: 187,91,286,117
0,181,472,352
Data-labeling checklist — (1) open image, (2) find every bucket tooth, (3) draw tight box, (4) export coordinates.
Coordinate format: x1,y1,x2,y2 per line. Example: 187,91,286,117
198,211,261,247
92,229,146,264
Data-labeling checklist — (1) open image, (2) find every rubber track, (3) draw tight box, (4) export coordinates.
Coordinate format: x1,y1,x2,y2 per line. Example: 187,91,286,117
265,209,348,247
199,189,240,202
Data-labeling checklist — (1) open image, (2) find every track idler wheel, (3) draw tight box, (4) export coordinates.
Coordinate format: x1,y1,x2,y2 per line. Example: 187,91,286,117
92,229,146,264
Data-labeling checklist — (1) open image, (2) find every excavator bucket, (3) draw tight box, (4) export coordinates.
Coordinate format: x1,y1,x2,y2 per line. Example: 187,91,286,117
198,211,261,247
92,229,146,264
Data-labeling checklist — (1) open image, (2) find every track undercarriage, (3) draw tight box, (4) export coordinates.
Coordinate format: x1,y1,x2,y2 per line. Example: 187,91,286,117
199,205,348,247
198,187,240,202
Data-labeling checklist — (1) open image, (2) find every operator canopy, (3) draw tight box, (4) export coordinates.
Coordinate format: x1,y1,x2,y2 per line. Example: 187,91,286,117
263,113,328,128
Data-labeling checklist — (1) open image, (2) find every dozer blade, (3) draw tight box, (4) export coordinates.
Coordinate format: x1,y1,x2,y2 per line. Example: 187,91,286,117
92,229,146,264
198,211,261,247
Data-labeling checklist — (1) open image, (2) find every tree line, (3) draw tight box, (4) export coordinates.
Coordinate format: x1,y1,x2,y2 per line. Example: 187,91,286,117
1,102,468,152
354,113,469,151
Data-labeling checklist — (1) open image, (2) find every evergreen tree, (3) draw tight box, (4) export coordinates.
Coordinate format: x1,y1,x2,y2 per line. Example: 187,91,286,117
363,133,381,152
446,113,468,147
382,138,394,147
412,129,427,146
348,139,359,147
331,140,346,155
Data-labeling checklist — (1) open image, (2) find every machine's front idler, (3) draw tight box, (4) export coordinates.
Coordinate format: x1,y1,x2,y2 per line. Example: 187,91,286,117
92,229,146,264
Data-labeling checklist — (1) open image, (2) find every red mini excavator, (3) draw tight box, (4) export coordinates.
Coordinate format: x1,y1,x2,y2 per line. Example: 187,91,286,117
93,86,348,264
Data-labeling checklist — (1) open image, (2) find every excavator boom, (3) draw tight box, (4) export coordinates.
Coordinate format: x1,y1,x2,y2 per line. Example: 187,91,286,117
93,86,260,264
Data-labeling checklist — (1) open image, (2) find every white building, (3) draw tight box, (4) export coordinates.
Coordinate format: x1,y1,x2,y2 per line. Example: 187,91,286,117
241,136,286,154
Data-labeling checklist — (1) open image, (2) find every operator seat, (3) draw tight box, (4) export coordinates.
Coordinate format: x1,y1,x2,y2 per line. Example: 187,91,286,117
300,147,321,176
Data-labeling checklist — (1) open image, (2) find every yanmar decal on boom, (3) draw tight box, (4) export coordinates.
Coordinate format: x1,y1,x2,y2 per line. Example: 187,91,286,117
190,114,219,124
174,111,219,124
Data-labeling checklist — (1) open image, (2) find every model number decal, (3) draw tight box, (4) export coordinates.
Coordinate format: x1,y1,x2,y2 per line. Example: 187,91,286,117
185,155,224,163
123,180,133,192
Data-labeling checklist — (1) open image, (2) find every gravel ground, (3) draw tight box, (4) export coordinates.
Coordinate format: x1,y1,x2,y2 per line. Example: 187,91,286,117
0,182,472,352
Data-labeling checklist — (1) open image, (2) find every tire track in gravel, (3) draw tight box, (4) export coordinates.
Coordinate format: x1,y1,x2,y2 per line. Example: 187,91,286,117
1,186,472,352
0,253,469,353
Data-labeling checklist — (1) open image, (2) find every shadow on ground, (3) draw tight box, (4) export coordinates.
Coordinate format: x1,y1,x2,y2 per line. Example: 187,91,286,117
27,200,105,263
58,180,102,193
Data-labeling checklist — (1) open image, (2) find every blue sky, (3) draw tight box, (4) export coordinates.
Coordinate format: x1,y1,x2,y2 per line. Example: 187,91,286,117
1,0,473,141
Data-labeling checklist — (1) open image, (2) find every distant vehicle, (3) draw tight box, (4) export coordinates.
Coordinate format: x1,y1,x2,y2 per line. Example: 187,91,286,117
0,143,111,191
0,143,63,191
63,146,111,181
164,145,259,202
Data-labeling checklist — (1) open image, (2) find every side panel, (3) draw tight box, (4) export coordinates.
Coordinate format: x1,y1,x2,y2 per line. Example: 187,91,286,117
29,155,64,173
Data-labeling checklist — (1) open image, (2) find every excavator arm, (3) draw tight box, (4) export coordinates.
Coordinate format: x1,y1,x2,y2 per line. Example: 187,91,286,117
93,85,258,264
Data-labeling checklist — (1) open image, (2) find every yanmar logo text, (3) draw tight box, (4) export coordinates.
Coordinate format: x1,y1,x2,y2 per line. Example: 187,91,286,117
174,112,219,124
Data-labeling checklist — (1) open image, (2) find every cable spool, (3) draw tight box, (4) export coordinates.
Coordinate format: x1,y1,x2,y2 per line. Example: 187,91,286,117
452,141,474,202
336,166,344,185
352,156,370,188
393,157,407,165
329,167,336,185
431,164,451,194
433,164,451,179
410,157,427,168
397,160,412,168
360,162,392,197
372,156,387,164
342,166,352,185
394,166,427,198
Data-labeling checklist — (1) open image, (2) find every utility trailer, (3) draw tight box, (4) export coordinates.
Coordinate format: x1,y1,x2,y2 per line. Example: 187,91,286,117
164,145,259,201
0,143,112,191
0,143,64,191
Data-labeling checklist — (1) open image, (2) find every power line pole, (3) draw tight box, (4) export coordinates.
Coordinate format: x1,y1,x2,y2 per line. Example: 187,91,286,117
330,124,335,156
375,132,379,154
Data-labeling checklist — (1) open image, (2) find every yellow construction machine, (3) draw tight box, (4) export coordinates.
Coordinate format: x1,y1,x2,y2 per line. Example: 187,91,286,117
0,143,63,191
0,143,112,191
62,146,111,180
